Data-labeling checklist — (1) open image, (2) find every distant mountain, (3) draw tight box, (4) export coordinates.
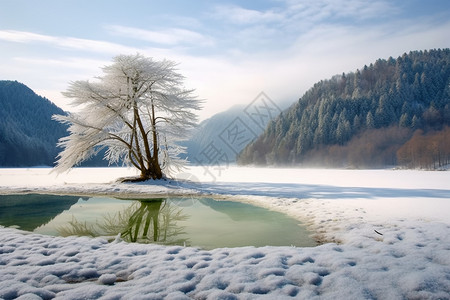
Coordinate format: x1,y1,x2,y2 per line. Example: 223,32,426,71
180,106,263,165
238,49,450,169
0,80,68,167
181,93,283,165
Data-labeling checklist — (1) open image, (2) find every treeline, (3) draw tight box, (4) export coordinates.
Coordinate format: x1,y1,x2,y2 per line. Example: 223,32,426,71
238,49,450,169
298,126,411,168
397,126,450,169
294,126,450,170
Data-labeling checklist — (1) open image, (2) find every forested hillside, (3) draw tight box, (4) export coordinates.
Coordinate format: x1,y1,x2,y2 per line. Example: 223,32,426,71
0,81,67,166
238,49,450,169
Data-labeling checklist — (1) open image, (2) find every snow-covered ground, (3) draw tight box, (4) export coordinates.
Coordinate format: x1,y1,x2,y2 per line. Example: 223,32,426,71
0,166,449,299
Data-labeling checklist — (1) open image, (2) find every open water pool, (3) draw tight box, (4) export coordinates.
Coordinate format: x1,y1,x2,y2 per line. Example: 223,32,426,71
0,194,317,249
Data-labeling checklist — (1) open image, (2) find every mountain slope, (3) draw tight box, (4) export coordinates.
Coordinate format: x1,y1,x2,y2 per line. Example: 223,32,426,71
181,105,270,165
238,49,450,168
0,80,67,166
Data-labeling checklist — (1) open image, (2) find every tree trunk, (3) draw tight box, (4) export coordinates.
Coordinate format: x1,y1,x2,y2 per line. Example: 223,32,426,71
129,98,163,181
148,101,163,180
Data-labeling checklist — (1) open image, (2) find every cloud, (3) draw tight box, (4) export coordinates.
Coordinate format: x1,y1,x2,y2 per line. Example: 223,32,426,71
0,30,55,43
13,56,109,72
212,0,397,28
0,30,139,54
211,4,283,25
106,25,214,47
207,0,399,55
282,0,397,22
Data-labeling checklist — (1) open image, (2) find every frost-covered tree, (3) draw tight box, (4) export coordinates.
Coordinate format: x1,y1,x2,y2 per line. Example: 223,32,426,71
53,54,202,180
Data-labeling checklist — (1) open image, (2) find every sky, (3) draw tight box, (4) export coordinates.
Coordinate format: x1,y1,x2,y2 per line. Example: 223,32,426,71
1,0,449,120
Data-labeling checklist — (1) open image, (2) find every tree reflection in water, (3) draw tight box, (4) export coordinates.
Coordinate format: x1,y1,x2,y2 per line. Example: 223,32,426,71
58,198,190,246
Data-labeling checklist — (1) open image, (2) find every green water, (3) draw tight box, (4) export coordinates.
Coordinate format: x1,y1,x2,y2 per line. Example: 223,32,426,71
0,194,317,249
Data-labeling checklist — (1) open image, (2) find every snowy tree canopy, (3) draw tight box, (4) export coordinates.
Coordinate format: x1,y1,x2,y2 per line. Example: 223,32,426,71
53,53,202,180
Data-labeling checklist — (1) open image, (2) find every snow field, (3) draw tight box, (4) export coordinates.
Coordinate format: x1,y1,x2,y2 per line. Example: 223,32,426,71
1,221,449,299
0,167,449,299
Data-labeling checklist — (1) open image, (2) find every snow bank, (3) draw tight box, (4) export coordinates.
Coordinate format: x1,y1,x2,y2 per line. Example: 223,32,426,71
1,221,449,299
0,166,449,299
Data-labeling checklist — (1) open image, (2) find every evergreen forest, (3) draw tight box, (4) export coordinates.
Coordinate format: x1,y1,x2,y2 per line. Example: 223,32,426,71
238,49,450,169
0,80,67,166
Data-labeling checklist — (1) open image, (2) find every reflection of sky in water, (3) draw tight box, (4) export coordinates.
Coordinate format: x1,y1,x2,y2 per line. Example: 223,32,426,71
168,198,316,249
35,197,133,235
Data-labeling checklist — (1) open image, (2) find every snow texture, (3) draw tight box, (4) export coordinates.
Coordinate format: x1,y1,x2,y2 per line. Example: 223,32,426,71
0,166,449,299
